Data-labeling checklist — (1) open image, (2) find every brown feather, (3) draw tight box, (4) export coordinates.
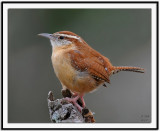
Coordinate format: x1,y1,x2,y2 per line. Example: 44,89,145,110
67,45,111,83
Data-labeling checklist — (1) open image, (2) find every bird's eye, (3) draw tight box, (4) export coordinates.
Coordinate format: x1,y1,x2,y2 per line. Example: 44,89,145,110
59,36,64,39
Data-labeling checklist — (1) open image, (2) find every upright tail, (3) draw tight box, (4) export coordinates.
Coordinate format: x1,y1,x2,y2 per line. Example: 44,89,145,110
112,66,144,74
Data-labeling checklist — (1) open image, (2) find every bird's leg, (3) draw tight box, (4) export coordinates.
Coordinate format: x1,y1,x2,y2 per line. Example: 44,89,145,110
63,95,82,112
80,94,85,108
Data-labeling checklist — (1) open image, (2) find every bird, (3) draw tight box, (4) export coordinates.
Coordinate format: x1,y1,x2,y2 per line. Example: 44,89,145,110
38,31,144,112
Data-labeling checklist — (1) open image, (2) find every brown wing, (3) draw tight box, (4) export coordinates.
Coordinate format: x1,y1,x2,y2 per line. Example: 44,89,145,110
68,49,110,83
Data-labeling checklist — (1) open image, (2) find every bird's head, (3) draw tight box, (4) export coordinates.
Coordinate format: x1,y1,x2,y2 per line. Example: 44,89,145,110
38,31,83,48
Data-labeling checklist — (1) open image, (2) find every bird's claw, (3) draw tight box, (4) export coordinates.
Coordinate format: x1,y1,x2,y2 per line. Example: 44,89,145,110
63,96,83,112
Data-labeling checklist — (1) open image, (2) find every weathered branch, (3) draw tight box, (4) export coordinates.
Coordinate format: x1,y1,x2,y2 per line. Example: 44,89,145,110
47,89,95,123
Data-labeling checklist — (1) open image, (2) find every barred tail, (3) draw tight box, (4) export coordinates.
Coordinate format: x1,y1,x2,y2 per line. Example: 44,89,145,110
112,66,145,74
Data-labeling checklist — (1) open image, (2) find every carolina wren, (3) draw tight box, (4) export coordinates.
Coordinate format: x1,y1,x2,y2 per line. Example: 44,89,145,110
39,31,144,111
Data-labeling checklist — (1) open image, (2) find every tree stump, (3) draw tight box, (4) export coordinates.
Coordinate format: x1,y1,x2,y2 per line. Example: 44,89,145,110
47,89,95,123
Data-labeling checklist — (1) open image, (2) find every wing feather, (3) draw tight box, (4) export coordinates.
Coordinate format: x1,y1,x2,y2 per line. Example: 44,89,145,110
68,49,110,83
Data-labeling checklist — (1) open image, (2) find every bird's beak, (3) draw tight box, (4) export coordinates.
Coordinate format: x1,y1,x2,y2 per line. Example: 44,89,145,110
38,33,53,40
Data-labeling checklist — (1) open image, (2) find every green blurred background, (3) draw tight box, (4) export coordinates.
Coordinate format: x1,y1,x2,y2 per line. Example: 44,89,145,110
8,9,151,123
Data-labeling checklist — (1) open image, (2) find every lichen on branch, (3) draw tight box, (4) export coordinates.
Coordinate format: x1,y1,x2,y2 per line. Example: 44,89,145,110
47,89,95,123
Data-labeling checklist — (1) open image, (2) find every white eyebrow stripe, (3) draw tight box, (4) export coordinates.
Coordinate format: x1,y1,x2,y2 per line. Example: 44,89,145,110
57,33,80,40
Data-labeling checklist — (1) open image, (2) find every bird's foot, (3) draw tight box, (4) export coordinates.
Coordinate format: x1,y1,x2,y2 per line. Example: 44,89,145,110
63,96,83,112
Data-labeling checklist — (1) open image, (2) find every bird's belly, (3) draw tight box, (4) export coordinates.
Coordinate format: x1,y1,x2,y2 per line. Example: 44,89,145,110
73,71,99,94
52,55,98,94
